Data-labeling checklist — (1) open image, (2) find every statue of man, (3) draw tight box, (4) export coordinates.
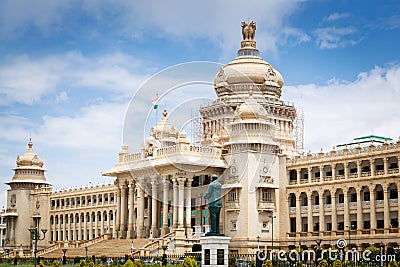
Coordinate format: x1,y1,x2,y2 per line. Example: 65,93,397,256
203,174,223,236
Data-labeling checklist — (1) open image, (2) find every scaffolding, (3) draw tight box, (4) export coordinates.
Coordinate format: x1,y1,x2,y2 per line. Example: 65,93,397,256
294,106,305,153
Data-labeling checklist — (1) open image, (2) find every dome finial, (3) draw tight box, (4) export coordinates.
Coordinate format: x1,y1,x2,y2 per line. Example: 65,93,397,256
163,108,167,118
28,138,33,149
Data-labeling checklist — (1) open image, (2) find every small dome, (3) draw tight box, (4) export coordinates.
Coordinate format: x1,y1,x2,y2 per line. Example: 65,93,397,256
235,92,270,121
150,109,179,144
16,138,44,168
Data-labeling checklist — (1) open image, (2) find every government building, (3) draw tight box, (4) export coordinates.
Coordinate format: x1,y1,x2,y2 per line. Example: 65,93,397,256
2,22,399,257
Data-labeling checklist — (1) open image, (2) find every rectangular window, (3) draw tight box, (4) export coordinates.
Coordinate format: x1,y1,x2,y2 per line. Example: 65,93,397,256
326,171,332,176
326,196,331,204
390,189,398,199
364,191,370,201
338,169,344,175
290,218,296,232
314,196,319,205
391,218,398,228
364,221,370,229
315,172,320,178
262,189,272,202
326,223,332,231
338,194,344,203
350,193,357,202
376,165,384,171
377,220,384,229
350,168,357,174
376,191,384,200
228,190,237,202
337,222,344,230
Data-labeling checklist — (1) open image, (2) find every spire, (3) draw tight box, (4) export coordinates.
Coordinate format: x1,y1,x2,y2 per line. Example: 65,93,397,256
163,108,167,118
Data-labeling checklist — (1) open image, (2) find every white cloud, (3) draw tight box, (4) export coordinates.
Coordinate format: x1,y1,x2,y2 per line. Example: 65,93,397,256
283,64,400,152
323,12,350,22
0,52,149,105
314,26,360,49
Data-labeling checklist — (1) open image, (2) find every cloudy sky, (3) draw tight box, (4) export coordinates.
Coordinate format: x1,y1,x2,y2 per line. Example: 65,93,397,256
1,0,400,205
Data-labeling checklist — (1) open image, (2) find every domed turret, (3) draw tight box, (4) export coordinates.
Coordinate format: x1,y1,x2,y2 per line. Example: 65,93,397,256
150,108,179,146
16,138,44,168
9,138,49,183
214,21,284,100
235,91,270,121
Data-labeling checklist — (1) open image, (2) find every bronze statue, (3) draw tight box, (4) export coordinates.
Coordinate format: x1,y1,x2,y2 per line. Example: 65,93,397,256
241,21,256,40
203,174,223,236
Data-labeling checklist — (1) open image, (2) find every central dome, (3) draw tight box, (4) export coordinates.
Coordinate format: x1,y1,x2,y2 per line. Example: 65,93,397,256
214,21,284,100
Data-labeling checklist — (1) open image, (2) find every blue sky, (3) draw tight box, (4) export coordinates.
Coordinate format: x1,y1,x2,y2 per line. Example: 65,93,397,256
1,0,400,205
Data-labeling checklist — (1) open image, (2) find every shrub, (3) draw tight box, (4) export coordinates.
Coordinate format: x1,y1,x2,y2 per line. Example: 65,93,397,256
333,259,342,267
229,257,236,267
79,260,88,267
263,259,272,267
182,257,198,267
134,260,144,267
318,259,328,267
39,261,45,267
51,259,60,267
296,261,303,267
75,256,83,264
100,255,108,263
389,260,398,267
124,259,135,267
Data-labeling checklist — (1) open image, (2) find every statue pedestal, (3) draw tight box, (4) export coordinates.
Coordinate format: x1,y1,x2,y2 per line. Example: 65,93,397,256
200,236,231,267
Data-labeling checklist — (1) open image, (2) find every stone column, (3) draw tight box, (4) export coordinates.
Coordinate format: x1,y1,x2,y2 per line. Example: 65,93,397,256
151,179,158,237
319,193,324,235
356,188,363,234
137,185,145,238
95,212,98,237
186,178,193,236
319,166,324,182
343,189,349,229
384,157,389,175
307,193,313,235
178,178,185,228
161,178,170,235
357,160,362,179
331,193,337,235
307,167,312,183
370,159,375,176
332,164,336,180
296,169,301,184
370,188,376,234
63,215,67,240
383,185,390,232
83,214,87,240
344,162,349,179
127,183,134,238
107,211,111,238
120,184,127,237
296,193,301,237
115,186,121,233
172,178,179,229
101,211,105,236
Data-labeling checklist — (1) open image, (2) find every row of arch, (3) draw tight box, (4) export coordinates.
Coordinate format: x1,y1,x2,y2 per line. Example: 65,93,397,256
50,210,115,225
51,193,115,209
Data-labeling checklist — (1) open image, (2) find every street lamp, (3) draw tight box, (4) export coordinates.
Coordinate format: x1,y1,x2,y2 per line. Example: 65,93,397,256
28,227,47,267
269,215,276,256
162,244,168,266
62,248,68,265
130,241,134,258
346,225,354,251
257,235,260,251
84,243,88,259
